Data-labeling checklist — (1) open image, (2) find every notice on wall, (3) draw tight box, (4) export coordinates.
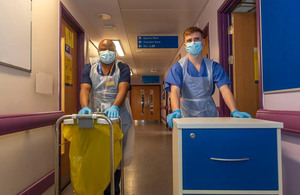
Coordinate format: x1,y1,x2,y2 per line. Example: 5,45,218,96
36,71,53,95
66,27,74,48
65,53,73,86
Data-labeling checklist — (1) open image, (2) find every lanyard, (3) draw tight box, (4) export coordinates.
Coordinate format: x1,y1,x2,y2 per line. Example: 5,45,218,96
98,61,115,76
98,61,115,99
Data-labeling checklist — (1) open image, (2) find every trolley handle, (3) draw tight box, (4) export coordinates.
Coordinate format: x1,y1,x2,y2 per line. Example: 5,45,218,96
72,113,98,119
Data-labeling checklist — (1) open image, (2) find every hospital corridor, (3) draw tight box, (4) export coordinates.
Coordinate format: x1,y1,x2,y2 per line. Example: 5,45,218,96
1,0,300,195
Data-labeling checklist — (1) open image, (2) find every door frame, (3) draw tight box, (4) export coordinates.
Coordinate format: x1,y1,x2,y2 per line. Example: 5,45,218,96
217,0,262,117
202,23,210,58
58,2,85,189
59,2,85,112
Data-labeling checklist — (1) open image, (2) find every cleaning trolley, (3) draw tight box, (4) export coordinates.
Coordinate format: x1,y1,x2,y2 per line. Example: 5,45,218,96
55,113,125,195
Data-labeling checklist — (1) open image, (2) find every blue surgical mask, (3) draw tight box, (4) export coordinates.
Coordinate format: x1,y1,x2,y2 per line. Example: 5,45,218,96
186,42,202,57
99,50,116,64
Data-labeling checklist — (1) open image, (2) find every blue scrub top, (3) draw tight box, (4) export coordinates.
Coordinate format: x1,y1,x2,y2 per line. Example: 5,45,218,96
165,59,231,94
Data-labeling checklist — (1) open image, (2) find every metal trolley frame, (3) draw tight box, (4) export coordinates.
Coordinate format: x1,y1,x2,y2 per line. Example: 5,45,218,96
55,114,125,195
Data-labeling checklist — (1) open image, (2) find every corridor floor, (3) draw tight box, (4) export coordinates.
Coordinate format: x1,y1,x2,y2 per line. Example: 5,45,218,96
56,120,173,195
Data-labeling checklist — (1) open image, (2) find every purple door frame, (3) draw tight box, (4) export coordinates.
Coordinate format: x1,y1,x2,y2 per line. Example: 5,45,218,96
217,0,262,116
217,0,241,117
202,23,210,58
59,2,85,112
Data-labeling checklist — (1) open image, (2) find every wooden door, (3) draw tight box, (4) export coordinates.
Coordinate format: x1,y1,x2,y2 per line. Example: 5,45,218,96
232,12,258,117
202,36,209,58
130,86,161,120
60,18,78,188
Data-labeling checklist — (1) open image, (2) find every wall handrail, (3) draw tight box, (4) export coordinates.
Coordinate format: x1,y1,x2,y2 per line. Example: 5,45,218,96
0,111,64,136
256,109,300,134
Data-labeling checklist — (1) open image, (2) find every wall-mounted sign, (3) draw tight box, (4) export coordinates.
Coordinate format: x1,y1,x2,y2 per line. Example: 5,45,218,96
65,53,73,86
137,36,178,49
66,27,74,48
142,76,160,83
65,44,70,53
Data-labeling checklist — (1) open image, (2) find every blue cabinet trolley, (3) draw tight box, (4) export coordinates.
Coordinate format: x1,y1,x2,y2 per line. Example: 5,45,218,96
172,117,283,195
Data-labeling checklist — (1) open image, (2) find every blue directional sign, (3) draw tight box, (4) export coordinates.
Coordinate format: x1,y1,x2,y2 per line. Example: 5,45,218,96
137,36,178,49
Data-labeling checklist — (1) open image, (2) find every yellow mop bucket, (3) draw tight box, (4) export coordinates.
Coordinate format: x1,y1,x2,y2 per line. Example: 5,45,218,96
63,117,123,195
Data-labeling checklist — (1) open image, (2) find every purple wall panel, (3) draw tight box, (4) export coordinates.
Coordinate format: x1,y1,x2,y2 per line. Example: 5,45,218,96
17,171,54,195
0,111,64,136
256,109,300,134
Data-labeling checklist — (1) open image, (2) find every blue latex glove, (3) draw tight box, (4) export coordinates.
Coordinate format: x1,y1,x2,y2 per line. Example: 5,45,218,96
167,109,182,129
104,105,119,118
231,110,252,118
78,107,92,114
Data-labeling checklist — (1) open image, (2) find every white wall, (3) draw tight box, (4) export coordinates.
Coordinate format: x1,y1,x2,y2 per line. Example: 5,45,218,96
0,0,101,194
0,1,59,194
264,92,300,111
0,0,59,114
281,131,300,195
0,126,55,195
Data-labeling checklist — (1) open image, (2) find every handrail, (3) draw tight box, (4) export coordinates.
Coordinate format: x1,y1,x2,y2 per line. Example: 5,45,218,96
0,111,64,136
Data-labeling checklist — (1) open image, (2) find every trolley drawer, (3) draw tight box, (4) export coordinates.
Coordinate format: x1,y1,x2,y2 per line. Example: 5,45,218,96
182,128,278,190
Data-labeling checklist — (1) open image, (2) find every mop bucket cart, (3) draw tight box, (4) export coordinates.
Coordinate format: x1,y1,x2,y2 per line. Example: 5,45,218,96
55,113,125,195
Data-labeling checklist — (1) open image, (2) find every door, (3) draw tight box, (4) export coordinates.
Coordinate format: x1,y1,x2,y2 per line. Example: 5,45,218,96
232,12,258,117
60,18,78,188
130,86,161,120
202,35,209,58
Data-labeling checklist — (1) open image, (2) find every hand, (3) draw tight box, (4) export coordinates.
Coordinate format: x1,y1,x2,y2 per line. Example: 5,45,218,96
104,105,119,118
167,109,182,129
231,110,252,118
78,107,92,114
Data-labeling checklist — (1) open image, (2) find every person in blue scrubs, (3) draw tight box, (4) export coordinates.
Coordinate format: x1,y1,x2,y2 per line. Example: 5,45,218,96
165,26,251,128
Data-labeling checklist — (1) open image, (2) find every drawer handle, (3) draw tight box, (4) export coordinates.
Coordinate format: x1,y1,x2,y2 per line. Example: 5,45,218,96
210,157,250,162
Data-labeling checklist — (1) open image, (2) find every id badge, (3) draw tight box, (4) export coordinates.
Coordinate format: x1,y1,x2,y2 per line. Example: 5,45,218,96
106,81,115,86
101,103,111,112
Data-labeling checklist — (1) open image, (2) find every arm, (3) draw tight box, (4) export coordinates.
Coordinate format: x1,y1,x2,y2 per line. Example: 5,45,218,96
167,84,182,128
113,82,130,108
219,84,238,113
170,84,181,111
80,83,91,108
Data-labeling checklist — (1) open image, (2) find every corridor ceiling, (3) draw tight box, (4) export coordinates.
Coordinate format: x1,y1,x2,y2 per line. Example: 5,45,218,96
73,0,208,77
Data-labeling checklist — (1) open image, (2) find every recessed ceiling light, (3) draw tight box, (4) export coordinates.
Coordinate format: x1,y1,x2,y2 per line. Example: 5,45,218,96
112,40,125,56
103,25,115,30
151,69,157,73
99,13,111,21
